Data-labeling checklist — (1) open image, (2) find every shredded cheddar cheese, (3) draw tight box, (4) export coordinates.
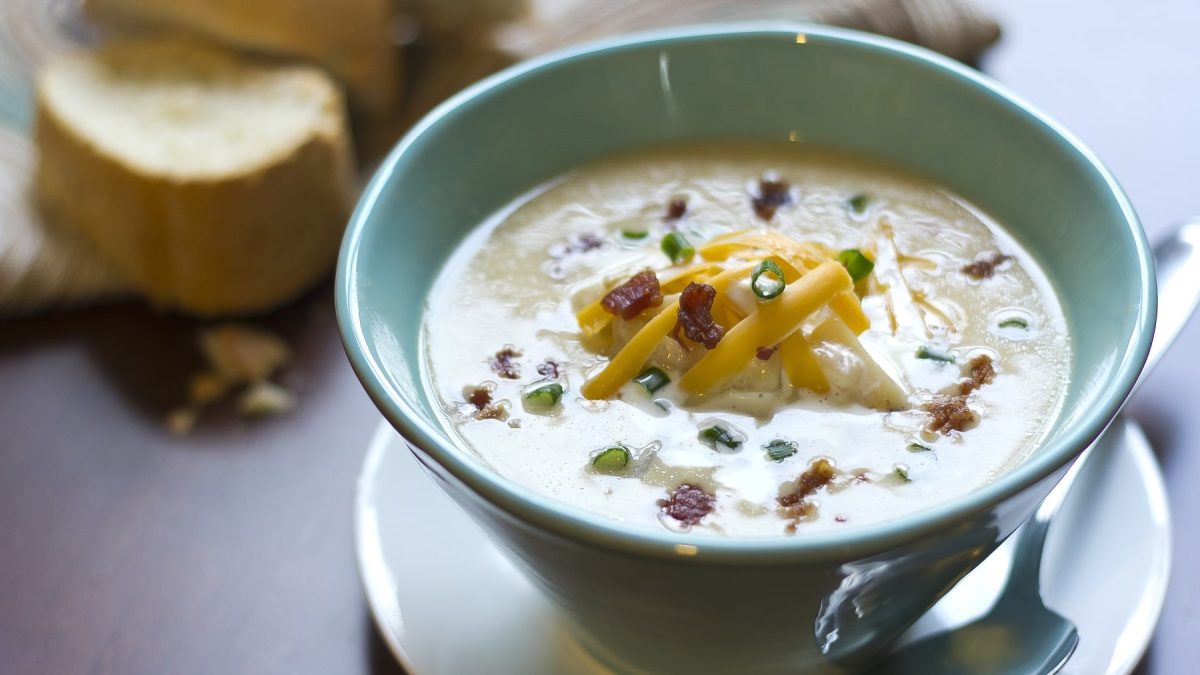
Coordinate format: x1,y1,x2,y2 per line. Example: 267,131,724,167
779,331,829,393
581,263,754,400
580,228,880,400
680,262,852,394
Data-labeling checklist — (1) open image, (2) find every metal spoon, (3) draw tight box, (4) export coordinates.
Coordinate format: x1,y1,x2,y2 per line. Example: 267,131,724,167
878,218,1200,675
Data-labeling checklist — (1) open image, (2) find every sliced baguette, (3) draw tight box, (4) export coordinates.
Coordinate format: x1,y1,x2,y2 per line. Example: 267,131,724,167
84,0,402,116
34,36,356,316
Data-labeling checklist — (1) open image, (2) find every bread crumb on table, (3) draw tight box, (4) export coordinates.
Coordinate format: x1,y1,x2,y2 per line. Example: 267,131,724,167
164,323,297,434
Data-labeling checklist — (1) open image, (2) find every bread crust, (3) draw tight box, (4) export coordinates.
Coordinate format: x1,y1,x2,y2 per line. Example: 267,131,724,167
84,0,402,116
34,45,356,316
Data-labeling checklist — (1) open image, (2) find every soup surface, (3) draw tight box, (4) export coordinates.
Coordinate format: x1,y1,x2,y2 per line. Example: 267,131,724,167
422,143,1070,537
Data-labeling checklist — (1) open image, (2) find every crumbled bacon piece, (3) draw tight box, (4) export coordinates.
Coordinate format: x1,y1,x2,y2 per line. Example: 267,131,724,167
601,269,663,320
572,232,606,252
778,459,836,507
962,252,1010,279
477,403,509,421
960,354,996,395
923,394,977,434
751,175,793,220
536,359,561,379
544,232,608,279
464,385,509,421
756,345,779,361
673,282,725,349
467,387,492,410
778,459,836,531
665,197,688,221
489,345,523,379
658,484,716,526
783,501,819,532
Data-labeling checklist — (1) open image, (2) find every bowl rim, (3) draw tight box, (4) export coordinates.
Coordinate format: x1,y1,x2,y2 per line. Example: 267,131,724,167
336,22,1156,564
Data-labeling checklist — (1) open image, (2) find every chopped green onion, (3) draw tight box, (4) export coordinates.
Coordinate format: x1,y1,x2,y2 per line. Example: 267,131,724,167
699,425,742,451
907,443,933,453
916,345,955,363
751,259,786,299
633,366,670,394
764,439,798,462
592,445,631,473
621,229,649,240
893,465,911,482
999,317,1029,330
847,193,869,213
836,249,874,282
523,382,564,411
661,232,695,265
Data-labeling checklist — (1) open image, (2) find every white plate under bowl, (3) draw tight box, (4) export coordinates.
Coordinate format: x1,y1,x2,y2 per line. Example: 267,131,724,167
355,416,1170,674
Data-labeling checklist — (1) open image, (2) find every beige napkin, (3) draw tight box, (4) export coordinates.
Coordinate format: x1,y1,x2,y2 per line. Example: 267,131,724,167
0,0,1000,316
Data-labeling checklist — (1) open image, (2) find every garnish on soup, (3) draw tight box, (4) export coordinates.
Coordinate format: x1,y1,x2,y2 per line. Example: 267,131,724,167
424,143,1070,537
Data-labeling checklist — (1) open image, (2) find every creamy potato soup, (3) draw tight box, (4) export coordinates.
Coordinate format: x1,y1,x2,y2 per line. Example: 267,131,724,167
422,143,1070,537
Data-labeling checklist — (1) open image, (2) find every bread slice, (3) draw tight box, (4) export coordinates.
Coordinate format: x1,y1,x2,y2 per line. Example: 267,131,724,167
34,36,356,316
84,0,401,117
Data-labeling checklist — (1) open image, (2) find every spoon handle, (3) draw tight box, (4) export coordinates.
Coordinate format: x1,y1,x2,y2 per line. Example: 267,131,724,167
1143,218,1200,387
1008,217,1200,588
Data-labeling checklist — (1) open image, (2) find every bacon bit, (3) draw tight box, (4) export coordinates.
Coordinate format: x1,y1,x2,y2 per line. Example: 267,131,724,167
475,402,509,421
572,232,606,252
665,197,688,221
834,514,848,523
536,359,561,379
962,252,1011,279
601,269,663,320
779,458,837,507
923,394,977,434
960,354,996,395
756,345,779,361
783,501,819,532
467,386,492,410
489,345,523,379
465,385,509,421
673,282,725,349
545,232,608,279
751,175,793,220
658,484,716,526
778,459,836,531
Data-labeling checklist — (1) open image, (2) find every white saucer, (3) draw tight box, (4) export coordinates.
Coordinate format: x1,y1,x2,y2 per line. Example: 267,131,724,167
355,416,1170,674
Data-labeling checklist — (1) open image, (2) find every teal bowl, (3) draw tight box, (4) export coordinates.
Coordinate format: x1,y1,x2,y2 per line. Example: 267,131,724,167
337,24,1154,673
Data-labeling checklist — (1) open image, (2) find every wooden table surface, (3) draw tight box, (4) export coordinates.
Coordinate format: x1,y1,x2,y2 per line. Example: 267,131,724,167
2,1,1197,673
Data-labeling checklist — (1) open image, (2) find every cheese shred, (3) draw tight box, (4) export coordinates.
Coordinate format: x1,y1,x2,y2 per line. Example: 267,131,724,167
579,229,878,400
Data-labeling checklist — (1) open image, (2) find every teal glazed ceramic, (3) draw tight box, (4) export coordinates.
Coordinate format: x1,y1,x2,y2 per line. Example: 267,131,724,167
337,24,1155,674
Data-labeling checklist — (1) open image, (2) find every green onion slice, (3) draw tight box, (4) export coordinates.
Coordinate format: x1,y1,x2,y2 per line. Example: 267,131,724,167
847,194,869,214
633,366,670,394
998,317,1029,330
764,439,798,462
907,443,933,453
916,345,955,363
523,382,564,410
699,425,742,451
893,465,911,482
836,249,875,282
751,260,786,299
621,229,649,240
660,232,695,265
592,445,631,473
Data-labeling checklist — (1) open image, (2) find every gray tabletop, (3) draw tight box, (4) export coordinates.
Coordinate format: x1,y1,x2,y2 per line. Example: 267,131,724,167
978,1,1199,673
1,1,1197,673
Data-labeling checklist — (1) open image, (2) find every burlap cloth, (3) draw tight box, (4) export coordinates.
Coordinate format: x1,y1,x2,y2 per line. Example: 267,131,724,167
0,0,1000,315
